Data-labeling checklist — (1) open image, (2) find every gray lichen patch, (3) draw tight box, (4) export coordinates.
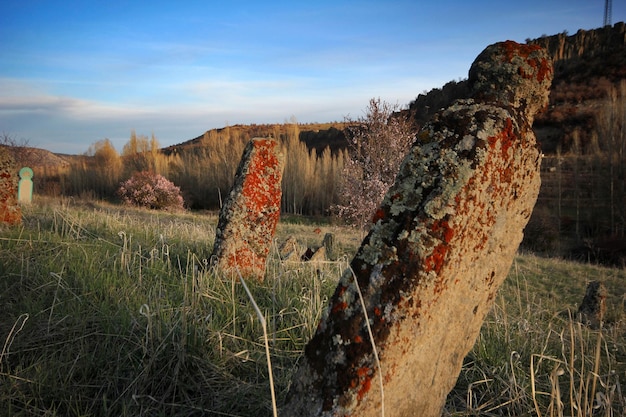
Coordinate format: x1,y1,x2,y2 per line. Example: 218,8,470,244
282,41,552,417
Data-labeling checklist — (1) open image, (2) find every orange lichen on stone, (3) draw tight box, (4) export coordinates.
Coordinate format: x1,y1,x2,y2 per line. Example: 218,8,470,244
282,41,551,417
431,219,454,243
332,301,349,314
423,244,449,274
240,139,282,213
372,208,386,223
211,138,284,281
356,373,372,401
0,148,22,225
499,40,551,83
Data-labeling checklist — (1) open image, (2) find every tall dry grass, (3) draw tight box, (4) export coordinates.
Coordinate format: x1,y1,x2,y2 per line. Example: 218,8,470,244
42,123,347,215
0,199,624,416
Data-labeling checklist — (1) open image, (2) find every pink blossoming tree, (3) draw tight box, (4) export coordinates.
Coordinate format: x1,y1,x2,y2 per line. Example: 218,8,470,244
334,98,417,228
118,171,184,211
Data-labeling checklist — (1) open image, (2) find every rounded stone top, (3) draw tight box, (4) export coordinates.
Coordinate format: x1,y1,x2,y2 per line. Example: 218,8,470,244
468,41,553,121
19,167,34,179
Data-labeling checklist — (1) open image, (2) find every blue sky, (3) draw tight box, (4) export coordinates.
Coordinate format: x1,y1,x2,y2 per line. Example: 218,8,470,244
1,1,624,155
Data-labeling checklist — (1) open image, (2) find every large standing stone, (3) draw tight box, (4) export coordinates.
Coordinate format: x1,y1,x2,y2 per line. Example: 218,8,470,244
0,147,22,225
282,41,553,417
211,138,284,281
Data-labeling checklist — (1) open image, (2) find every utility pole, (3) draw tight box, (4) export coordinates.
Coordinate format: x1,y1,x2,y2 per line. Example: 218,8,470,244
604,0,612,26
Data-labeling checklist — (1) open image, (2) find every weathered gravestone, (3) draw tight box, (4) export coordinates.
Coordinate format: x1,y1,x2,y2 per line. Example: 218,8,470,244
0,147,22,225
323,232,337,261
280,236,303,261
18,167,34,204
577,280,607,329
211,138,284,281
282,41,553,417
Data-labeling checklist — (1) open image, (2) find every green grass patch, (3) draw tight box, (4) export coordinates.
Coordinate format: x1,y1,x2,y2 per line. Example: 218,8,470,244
1,198,624,416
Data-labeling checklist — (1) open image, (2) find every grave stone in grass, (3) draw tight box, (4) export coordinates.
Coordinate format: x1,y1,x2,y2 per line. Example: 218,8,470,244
211,138,285,281
282,41,553,417
0,147,22,225
578,280,607,329
18,167,34,204
323,232,337,261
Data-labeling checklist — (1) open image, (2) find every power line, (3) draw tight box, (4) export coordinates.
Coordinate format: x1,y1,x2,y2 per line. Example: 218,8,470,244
604,0,612,26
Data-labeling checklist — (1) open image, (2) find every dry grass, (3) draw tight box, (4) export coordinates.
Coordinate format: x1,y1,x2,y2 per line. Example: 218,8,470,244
1,198,624,416
446,255,626,416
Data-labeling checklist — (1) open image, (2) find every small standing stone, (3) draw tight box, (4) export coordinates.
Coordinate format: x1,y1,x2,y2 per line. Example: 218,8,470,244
578,281,607,329
18,167,34,204
0,147,22,225
211,138,285,281
309,246,327,263
282,41,553,417
279,236,301,260
323,232,337,261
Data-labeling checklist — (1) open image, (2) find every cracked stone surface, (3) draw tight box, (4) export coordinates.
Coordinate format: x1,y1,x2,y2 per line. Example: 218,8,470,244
281,41,553,417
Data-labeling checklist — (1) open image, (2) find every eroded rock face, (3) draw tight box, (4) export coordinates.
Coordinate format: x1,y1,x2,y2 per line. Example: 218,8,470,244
211,138,284,281
282,41,552,417
0,147,22,225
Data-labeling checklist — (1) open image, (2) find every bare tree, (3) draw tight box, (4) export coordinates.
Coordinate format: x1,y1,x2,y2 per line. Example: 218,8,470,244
334,98,417,228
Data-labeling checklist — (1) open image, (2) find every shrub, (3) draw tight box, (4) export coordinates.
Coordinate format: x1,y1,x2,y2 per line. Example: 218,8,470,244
117,171,184,211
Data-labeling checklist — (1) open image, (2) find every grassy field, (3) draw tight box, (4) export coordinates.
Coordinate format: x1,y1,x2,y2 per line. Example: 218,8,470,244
1,198,624,416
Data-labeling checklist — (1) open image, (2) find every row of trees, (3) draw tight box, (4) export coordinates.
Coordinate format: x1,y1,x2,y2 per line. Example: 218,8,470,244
52,125,348,216
36,80,626,249
37,99,418,224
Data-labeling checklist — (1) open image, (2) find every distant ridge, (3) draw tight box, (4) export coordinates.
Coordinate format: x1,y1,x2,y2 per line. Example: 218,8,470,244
530,22,626,71
35,23,626,160
1,144,70,169
163,122,350,156
169,23,626,157
406,22,626,153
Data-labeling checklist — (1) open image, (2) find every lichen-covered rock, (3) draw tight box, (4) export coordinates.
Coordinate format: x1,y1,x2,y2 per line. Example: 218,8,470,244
323,232,337,261
469,40,553,122
211,138,284,281
578,281,607,329
280,236,300,260
309,246,327,263
282,41,552,417
0,147,22,225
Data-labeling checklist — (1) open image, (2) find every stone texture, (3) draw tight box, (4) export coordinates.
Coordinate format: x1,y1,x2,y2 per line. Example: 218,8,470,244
323,232,337,261
282,41,552,417
280,236,302,261
577,281,607,329
211,138,284,281
309,246,327,263
0,147,22,225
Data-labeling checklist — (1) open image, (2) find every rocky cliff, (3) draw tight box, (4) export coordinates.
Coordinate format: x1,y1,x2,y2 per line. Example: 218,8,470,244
530,22,626,68
407,22,626,141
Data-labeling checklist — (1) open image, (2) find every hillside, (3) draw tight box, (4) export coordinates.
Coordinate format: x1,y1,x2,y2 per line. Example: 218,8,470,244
407,22,626,154
164,23,626,157
1,144,72,171
163,122,350,156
